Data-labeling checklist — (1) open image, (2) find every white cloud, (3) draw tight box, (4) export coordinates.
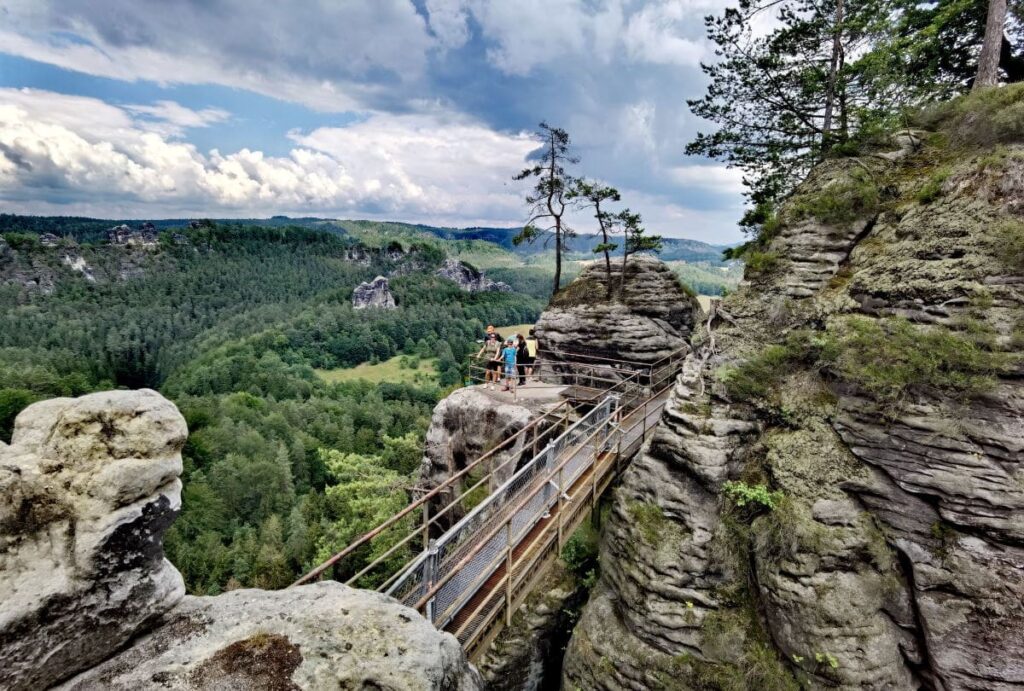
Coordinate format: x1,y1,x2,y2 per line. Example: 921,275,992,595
124,101,230,137
667,164,746,196
0,0,435,112
0,88,537,225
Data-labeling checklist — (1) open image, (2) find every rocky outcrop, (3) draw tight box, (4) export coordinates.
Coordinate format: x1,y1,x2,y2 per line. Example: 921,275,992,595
437,259,512,292
1,390,482,690
0,390,188,691
352,275,397,309
535,255,700,367
107,224,158,247
477,562,585,691
58,583,482,691
564,95,1024,690
418,388,562,527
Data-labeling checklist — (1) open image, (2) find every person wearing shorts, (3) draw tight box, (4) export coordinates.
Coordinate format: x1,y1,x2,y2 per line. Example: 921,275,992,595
501,339,518,392
476,326,503,388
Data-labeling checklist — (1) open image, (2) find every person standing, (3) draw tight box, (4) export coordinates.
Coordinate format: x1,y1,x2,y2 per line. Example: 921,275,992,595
516,334,529,386
525,329,539,381
501,338,518,393
476,325,502,389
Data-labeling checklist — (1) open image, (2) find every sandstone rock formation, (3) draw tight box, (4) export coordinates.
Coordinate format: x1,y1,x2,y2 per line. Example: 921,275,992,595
0,390,188,691
535,255,700,367
418,387,560,527
1,390,482,690
437,259,512,292
352,275,397,309
58,583,482,691
564,100,1024,689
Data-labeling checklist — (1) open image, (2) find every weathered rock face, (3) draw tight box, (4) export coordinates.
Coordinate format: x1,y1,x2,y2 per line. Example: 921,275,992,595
437,259,512,292
419,388,557,517
352,275,397,309
1,390,482,690
0,390,188,691
535,255,700,366
57,583,482,691
565,109,1024,689
477,562,585,691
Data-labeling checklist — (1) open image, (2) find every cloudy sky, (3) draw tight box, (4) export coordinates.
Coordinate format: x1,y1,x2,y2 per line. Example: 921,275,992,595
0,0,746,242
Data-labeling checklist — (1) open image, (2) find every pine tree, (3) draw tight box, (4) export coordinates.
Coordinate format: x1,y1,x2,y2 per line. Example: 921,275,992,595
513,123,579,295
617,210,662,297
569,179,621,298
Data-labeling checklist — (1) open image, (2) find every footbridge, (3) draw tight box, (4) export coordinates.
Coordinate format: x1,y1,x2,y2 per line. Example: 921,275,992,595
292,347,685,661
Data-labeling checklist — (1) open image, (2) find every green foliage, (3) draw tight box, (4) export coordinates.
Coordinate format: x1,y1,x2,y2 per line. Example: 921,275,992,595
743,251,781,276
827,315,1006,405
722,481,784,511
789,168,881,225
719,317,1007,409
916,167,951,204
561,522,600,582
0,388,38,441
627,501,667,545
915,83,1024,149
993,219,1024,271
0,221,551,592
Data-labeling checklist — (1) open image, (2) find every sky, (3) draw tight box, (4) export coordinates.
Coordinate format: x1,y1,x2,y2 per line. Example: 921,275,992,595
0,0,747,243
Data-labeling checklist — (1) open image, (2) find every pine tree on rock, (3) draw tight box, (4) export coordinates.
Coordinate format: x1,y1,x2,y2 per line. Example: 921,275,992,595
513,123,578,296
618,210,662,298
569,179,621,299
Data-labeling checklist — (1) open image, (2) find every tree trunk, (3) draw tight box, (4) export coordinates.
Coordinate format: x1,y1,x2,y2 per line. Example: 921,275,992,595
821,0,845,154
975,0,1007,89
553,225,562,295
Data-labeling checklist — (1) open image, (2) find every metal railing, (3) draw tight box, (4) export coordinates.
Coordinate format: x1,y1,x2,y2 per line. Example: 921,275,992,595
385,397,618,626
291,346,685,659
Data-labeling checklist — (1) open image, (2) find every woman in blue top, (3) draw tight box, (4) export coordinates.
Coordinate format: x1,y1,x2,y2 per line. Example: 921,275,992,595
501,339,518,393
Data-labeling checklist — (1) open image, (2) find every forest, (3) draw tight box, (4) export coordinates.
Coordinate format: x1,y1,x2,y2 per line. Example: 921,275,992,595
0,222,542,591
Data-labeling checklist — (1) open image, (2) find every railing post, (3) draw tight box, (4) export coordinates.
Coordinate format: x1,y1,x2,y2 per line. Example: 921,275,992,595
424,539,438,623
556,465,565,550
505,519,513,626
422,502,430,551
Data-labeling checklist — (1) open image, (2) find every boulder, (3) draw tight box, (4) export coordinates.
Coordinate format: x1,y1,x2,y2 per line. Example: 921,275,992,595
418,388,555,526
56,583,482,691
0,390,188,691
535,255,700,367
437,259,512,292
352,275,397,309
1,389,484,690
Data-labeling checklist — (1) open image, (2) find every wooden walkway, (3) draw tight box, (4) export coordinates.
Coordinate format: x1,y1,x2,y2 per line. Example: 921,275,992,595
386,387,674,661
292,347,684,662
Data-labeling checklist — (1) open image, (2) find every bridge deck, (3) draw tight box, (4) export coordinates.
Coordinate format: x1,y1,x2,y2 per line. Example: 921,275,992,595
291,346,684,663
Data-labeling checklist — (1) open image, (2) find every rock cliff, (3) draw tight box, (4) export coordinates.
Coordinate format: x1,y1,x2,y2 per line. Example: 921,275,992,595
352,275,397,309
437,259,512,292
0,390,481,690
535,255,701,367
564,91,1024,690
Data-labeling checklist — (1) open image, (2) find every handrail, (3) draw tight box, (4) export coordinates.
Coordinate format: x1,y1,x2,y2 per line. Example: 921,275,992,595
290,398,572,586
409,398,617,615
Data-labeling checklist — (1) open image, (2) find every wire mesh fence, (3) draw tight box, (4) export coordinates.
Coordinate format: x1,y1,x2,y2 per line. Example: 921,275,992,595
386,396,618,626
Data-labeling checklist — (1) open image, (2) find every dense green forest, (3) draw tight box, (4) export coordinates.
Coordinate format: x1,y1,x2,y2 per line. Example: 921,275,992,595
0,222,542,592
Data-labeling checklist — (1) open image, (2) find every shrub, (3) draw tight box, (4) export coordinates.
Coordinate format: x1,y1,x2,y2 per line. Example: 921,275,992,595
561,522,599,580
744,251,781,276
993,219,1024,271
789,167,880,225
825,316,1006,405
722,481,784,510
916,167,950,204
913,83,1024,149
628,501,668,544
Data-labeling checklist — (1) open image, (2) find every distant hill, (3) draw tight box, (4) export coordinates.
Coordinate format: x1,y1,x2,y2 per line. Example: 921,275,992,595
0,214,730,264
